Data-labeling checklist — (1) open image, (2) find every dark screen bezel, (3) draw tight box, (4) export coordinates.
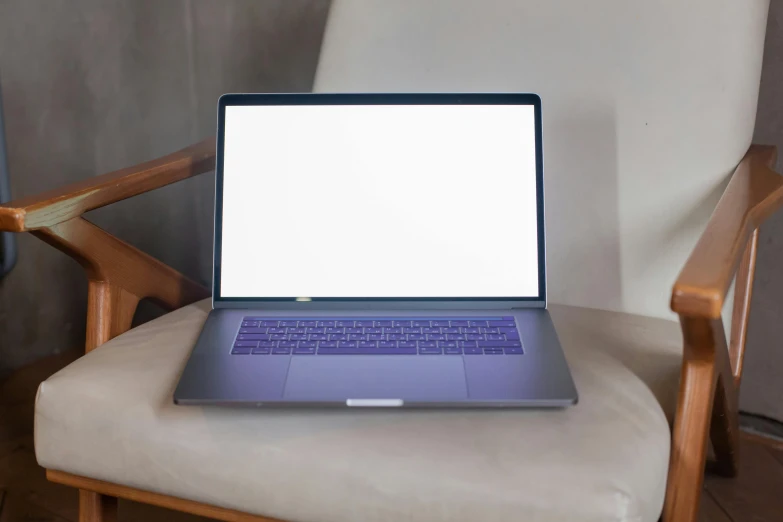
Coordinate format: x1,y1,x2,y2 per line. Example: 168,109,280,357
213,93,546,304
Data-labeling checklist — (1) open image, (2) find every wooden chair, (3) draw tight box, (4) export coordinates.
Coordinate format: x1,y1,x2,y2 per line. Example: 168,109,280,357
2,1,782,521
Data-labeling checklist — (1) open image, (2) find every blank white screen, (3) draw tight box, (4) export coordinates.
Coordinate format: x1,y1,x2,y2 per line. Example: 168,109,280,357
220,104,539,298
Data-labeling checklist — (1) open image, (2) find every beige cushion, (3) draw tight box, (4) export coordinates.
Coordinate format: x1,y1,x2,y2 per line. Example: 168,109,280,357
35,300,681,522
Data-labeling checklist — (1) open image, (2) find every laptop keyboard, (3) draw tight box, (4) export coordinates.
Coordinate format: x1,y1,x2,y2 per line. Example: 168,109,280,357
231,317,523,356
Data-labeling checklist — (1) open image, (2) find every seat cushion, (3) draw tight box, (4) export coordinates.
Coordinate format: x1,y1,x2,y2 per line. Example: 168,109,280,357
35,300,681,522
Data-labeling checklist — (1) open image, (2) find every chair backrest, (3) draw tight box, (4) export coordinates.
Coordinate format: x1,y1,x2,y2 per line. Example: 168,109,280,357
313,0,770,319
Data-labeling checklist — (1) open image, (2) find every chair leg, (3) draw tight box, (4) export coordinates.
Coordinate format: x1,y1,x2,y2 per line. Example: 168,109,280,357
709,364,740,476
79,489,118,522
662,358,716,522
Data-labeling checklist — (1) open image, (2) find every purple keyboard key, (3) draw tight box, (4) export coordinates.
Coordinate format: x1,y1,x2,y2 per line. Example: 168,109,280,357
318,347,417,355
460,341,478,347
427,334,446,341
412,321,429,327
409,333,425,340
290,334,307,341
260,321,279,327
366,327,382,334
288,328,306,334
478,341,522,348
299,341,317,348
443,327,459,334
234,341,259,347
484,349,504,355
307,327,325,334
481,327,499,334
438,341,457,348
464,347,483,354
464,328,480,334
385,327,402,334
319,341,337,348
310,334,328,341
356,320,374,327
251,347,270,354
423,327,440,334
369,334,384,341
348,334,367,341
231,346,252,355
317,321,335,327
326,327,343,334
451,321,469,327
387,333,405,340
379,341,396,348
488,321,515,327
259,341,275,347
404,327,421,334
273,347,291,355
431,320,449,327
359,341,377,348
419,341,436,348
487,334,505,340
329,334,347,341
241,321,259,327
301,321,317,327
375,321,392,327
270,334,287,340
504,330,520,340
445,347,463,355
469,321,488,327
393,321,411,327
466,334,484,340
504,347,524,354
399,341,416,348
279,341,297,348
239,328,267,334
347,327,362,334
338,341,358,348
268,327,286,334
280,321,298,327
336,321,354,327
446,334,465,341
238,334,270,341
293,347,316,355
419,347,442,355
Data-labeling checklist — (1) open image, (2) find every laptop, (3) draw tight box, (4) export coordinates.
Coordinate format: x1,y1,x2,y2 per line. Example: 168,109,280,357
174,93,578,408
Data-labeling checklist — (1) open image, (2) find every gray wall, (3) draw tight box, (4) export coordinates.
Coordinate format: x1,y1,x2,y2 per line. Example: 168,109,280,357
0,0,330,379
741,0,783,422
0,0,782,424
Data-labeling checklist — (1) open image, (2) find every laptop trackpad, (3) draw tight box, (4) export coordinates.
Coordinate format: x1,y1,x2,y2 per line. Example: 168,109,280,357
283,356,468,402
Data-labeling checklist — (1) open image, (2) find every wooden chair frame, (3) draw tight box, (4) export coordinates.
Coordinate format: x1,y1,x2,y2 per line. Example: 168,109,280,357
2,139,783,522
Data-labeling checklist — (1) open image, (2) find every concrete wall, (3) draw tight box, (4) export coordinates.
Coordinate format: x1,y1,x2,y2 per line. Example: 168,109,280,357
741,0,783,422
0,0,782,424
0,0,329,378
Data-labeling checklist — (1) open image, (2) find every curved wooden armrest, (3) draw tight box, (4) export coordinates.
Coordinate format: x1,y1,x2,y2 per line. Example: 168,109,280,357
672,145,783,318
0,138,216,232
666,145,783,522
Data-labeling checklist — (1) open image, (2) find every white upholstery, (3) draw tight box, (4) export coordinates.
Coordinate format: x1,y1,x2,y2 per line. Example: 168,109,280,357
314,0,770,320
36,300,681,522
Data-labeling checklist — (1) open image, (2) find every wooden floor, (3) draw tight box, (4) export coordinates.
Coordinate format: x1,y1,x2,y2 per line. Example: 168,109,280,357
2,351,783,521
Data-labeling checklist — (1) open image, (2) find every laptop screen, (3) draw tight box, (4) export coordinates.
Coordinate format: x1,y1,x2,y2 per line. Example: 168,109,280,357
216,95,543,301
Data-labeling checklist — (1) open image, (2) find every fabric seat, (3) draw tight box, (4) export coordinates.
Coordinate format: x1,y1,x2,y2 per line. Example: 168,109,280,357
34,300,681,522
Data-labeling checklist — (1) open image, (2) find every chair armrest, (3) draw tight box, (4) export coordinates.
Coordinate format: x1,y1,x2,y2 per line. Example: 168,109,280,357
0,138,216,232
672,145,783,318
